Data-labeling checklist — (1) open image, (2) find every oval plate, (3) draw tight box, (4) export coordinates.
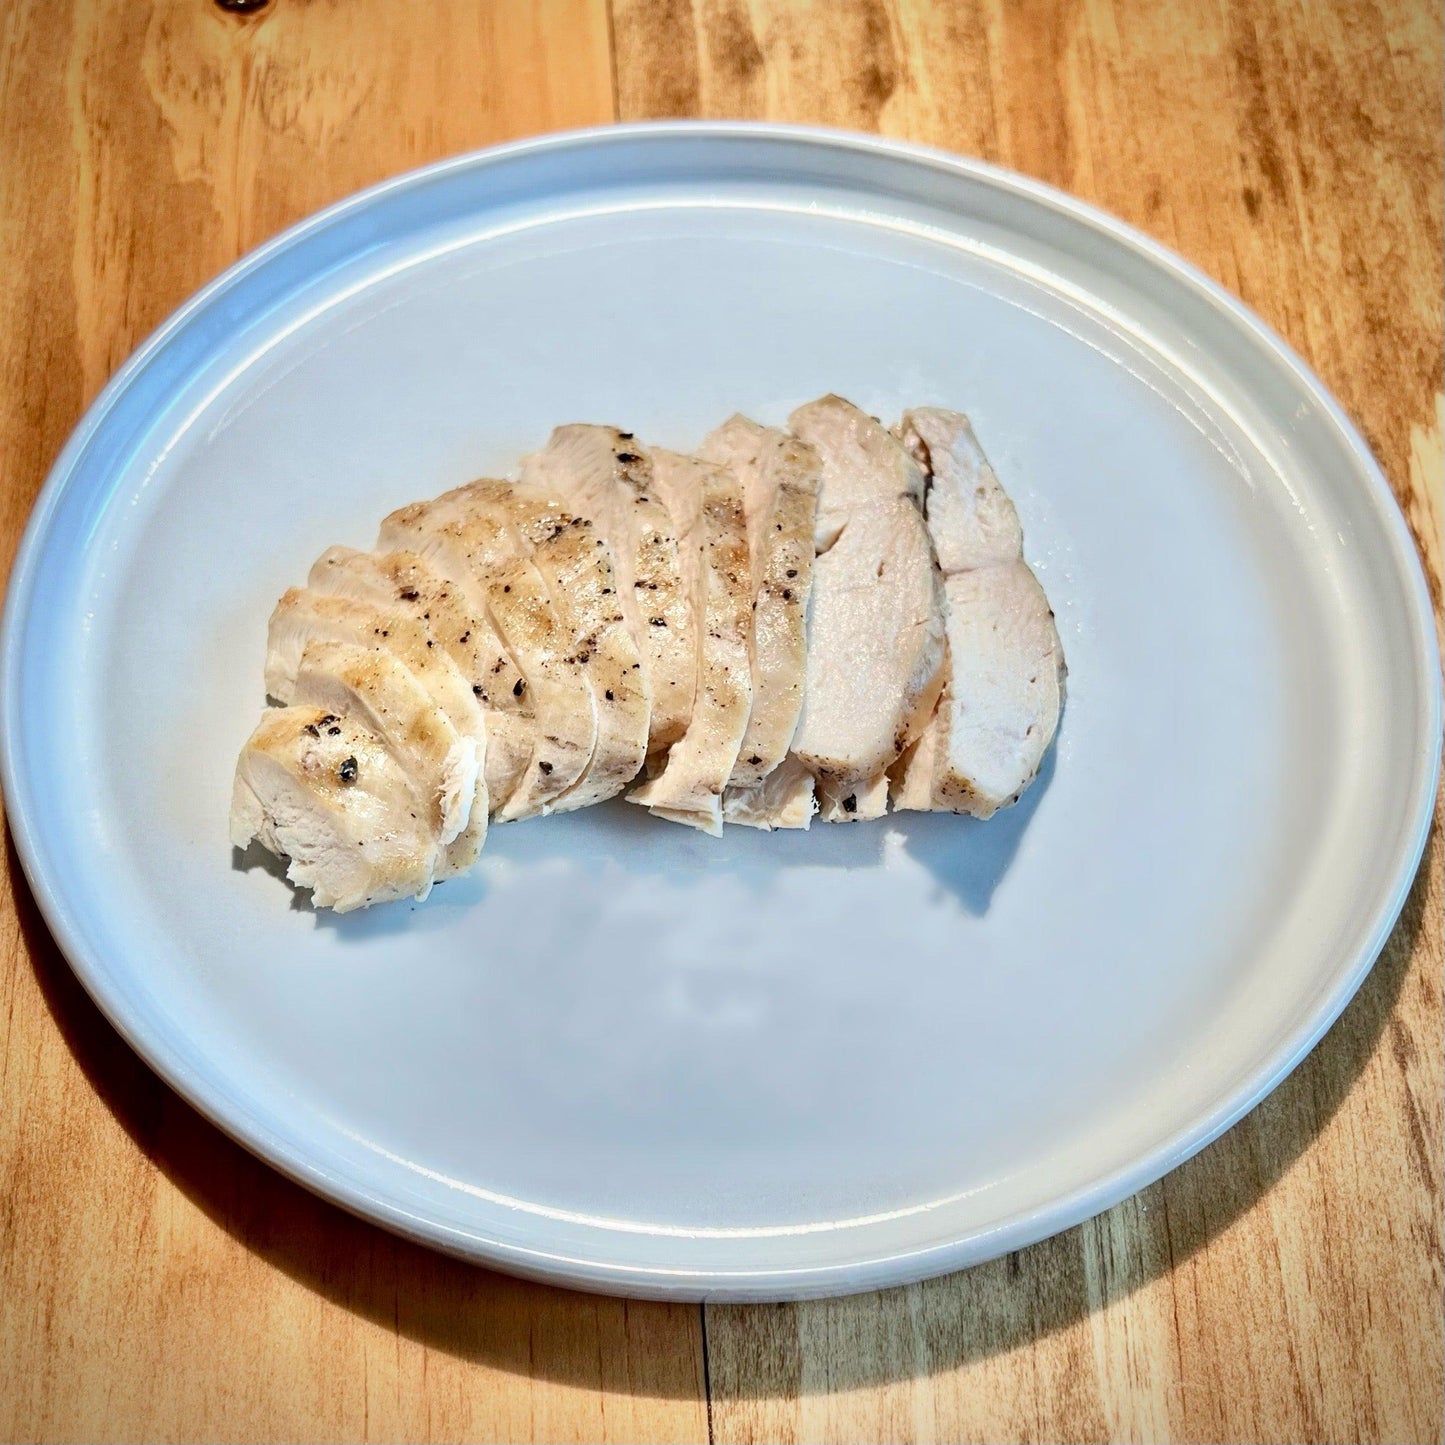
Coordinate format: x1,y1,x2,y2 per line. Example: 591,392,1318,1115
2,124,1438,1301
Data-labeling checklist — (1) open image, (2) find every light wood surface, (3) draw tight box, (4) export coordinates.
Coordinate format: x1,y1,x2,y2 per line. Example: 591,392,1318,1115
0,2,1438,1440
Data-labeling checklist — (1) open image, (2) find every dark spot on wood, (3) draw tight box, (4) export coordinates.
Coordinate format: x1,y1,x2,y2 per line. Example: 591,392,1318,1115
712,0,764,86
1230,16,1290,203
1242,185,1262,218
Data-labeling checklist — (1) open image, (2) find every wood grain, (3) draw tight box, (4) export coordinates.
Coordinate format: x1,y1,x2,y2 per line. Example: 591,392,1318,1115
613,1,1444,1441
0,1,1439,1441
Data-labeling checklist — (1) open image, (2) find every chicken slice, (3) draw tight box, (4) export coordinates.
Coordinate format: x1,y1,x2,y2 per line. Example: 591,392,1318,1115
627,450,752,835
466,479,649,809
263,588,487,875
698,416,821,827
786,396,946,821
890,407,1065,817
231,705,436,911
804,394,926,552
519,427,693,755
289,640,477,875
378,486,595,821
308,546,534,815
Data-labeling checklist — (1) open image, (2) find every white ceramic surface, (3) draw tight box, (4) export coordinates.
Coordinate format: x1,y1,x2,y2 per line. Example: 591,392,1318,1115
2,125,1438,1301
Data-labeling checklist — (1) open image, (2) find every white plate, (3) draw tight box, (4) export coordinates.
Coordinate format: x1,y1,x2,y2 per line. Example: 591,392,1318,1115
3,124,1438,1301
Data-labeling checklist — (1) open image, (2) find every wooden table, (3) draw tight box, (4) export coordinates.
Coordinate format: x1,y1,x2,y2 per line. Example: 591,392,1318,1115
1,3,1439,1440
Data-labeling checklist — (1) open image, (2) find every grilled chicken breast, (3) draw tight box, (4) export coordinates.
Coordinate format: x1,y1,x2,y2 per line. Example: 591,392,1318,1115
379,485,595,820
520,427,693,756
263,588,488,875
469,479,650,809
268,636,481,904
891,408,1065,817
231,705,437,911
787,396,946,821
233,398,1065,910
627,450,752,834
698,416,821,830
308,546,534,816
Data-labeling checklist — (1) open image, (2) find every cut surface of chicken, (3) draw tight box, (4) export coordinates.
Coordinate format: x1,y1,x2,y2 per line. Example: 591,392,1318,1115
231,705,437,911
698,416,821,807
796,393,926,552
888,717,940,813
786,396,946,821
290,640,477,878
519,426,693,755
309,546,533,815
378,486,595,821
627,450,752,835
467,479,649,809
721,754,817,831
892,407,1065,818
263,588,488,874
898,408,1023,572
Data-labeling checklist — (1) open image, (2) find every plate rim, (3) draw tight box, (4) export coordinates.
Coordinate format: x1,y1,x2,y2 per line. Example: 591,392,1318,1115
2,120,1439,1300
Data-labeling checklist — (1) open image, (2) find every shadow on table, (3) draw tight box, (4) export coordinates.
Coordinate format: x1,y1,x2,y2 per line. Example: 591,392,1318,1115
10,820,1433,1399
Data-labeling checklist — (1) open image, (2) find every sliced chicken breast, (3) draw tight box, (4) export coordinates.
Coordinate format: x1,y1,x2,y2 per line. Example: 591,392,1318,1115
263,588,487,874
308,546,534,815
466,479,649,809
891,407,1065,817
379,486,595,820
290,640,477,856
698,416,821,826
787,396,946,821
519,426,693,755
231,705,436,911
627,450,752,835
